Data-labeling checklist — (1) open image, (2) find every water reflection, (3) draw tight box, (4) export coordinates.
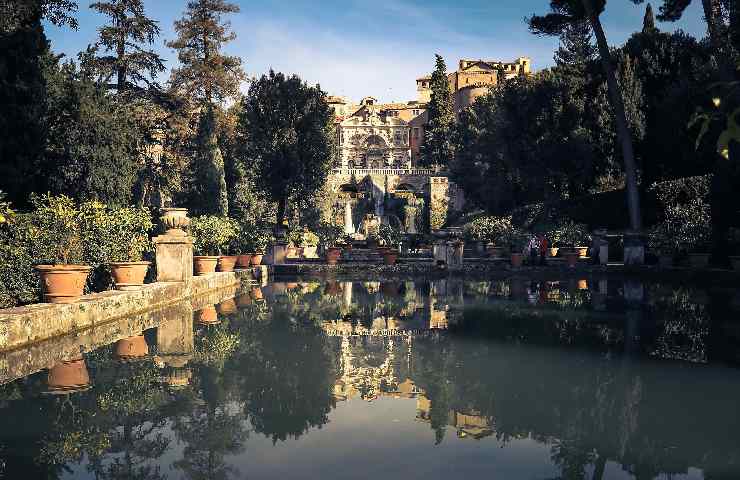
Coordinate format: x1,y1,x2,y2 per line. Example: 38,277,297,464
0,277,739,479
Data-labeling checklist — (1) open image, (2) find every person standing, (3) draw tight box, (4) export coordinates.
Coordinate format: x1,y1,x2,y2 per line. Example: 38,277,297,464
528,235,540,265
539,234,548,266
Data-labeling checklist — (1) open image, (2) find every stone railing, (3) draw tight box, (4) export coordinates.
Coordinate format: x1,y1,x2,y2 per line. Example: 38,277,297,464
332,168,435,176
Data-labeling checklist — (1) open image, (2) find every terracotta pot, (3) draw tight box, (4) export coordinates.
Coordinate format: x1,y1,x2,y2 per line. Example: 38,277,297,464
547,247,559,258
575,246,589,258
287,246,298,258
218,255,238,272
250,254,264,266
730,256,740,271
250,287,264,301
35,265,92,304
577,279,588,290
110,261,150,290
47,357,91,394
236,294,252,306
197,305,219,325
382,251,399,265
689,253,710,268
326,247,342,265
115,335,149,361
486,244,504,258
236,254,253,268
302,245,318,258
565,252,579,268
193,256,219,275
510,253,524,268
159,207,190,236
217,298,237,315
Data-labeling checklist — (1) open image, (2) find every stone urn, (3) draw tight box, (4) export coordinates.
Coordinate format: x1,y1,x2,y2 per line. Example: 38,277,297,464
47,357,91,394
193,256,219,275
115,335,149,361
217,256,238,272
159,208,190,236
110,261,150,290
35,265,92,304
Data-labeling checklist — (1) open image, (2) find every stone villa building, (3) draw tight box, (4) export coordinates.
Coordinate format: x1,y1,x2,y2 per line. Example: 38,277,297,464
326,57,531,235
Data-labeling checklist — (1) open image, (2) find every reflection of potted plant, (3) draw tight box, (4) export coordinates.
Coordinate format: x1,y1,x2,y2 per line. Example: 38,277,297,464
190,216,239,275
31,195,92,304
105,207,155,290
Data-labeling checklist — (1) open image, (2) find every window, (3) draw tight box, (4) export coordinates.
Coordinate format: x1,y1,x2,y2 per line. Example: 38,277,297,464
412,109,420,116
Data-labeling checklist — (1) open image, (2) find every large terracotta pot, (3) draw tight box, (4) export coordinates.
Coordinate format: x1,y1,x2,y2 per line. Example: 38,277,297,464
47,357,91,394
547,247,559,258
159,208,190,236
302,245,318,258
236,254,253,268
510,253,524,268
577,279,589,290
250,254,264,266
730,256,740,271
197,305,219,325
35,265,92,304
486,244,503,258
193,256,219,275
287,246,298,258
217,298,237,315
382,251,399,265
217,255,238,272
115,335,149,361
689,253,710,268
565,252,579,268
110,261,150,290
575,246,589,258
326,247,342,265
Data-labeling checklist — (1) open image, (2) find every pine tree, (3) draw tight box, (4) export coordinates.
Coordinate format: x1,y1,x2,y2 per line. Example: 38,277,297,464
420,54,455,168
191,106,229,215
89,0,165,93
166,0,245,106
554,21,596,75
642,3,658,34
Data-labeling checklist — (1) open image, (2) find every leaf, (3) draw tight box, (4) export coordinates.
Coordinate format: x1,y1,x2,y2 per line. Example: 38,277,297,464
689,113,710,151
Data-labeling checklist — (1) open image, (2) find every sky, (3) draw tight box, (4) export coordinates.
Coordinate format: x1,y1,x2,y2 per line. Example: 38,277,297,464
44,0,707,103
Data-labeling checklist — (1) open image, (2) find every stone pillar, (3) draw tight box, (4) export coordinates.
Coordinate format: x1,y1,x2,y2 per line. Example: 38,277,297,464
623,232,645,266
450,240,464,267
344,201,355,235
154,208,193,282
154,235,193,282
433,240,448,265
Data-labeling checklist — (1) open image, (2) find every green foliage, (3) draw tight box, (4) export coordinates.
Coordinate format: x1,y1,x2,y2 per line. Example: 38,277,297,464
377,223,402,247
547,220,591,247
420,54,455,167
237,70,336,224
166,0,245,105
28,193,84,264
465,215,515,244
190,215,240,255
649,175,712,252
78,202,154,262
189,107,229,215
315,222,343,247
88,0,164,92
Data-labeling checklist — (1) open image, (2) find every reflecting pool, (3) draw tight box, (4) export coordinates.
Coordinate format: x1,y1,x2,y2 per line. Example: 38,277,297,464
1,276,740,479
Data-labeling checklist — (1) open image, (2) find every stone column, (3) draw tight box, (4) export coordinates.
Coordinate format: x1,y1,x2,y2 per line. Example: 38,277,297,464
344,201,355,235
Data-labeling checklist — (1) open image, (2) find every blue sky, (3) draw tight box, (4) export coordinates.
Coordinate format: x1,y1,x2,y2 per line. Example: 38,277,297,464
45,0,707,102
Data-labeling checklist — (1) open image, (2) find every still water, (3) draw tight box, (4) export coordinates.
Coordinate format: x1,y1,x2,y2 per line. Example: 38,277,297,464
1,276,740,480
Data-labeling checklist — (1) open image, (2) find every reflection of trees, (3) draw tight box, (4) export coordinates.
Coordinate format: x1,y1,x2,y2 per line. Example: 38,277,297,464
232,302,337,443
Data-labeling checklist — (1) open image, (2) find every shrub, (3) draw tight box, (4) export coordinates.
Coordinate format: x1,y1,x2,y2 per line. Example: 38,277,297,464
378,224,402,246
547,220,591,247
465,216,514,245
190,216,240,256
649,176,712,253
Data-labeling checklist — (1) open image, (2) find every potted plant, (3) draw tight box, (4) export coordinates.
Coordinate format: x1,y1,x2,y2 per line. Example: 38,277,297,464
231,233,253,269
104,207,155,290
318,224,344,265
648,224,676,267
249,229,271,266
191,216,238,275
30,195,92,304
505,231,526,268
300,228,320,259
216,220,240,272
378,224,402,265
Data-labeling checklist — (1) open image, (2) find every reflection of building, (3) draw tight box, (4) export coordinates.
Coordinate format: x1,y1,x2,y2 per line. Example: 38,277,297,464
416,395,495,440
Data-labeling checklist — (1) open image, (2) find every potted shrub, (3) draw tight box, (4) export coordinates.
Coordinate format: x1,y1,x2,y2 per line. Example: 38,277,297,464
318,224,344,265
551,221,590,258
191,216,239,275
378,224,402,265
466,216,513,258
30,195,92,304
231,233,253,269
648,224,676,268
103,207,155,290
217,220,240,272
301,228,320,259
249,229,271,266
506,232,526,268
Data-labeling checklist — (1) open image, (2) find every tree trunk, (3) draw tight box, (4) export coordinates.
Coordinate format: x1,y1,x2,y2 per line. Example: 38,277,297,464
116,17,126,92
582,0,642,231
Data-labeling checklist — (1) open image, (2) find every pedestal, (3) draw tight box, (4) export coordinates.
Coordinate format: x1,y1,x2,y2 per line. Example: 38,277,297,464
270,242,288,265
153,235,193,282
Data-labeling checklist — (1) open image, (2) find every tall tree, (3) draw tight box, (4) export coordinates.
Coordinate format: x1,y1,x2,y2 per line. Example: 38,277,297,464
642,3,658,34
166,0,245,106
237,70,335,226
529,0,644,232
89,0,165,93
190,106,228,215
420,54,455,168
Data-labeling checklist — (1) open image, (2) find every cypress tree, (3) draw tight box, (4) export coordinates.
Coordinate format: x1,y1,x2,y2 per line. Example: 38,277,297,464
420,54,455,168
192,106,228,215
642,3,658,34
89,0,165,93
